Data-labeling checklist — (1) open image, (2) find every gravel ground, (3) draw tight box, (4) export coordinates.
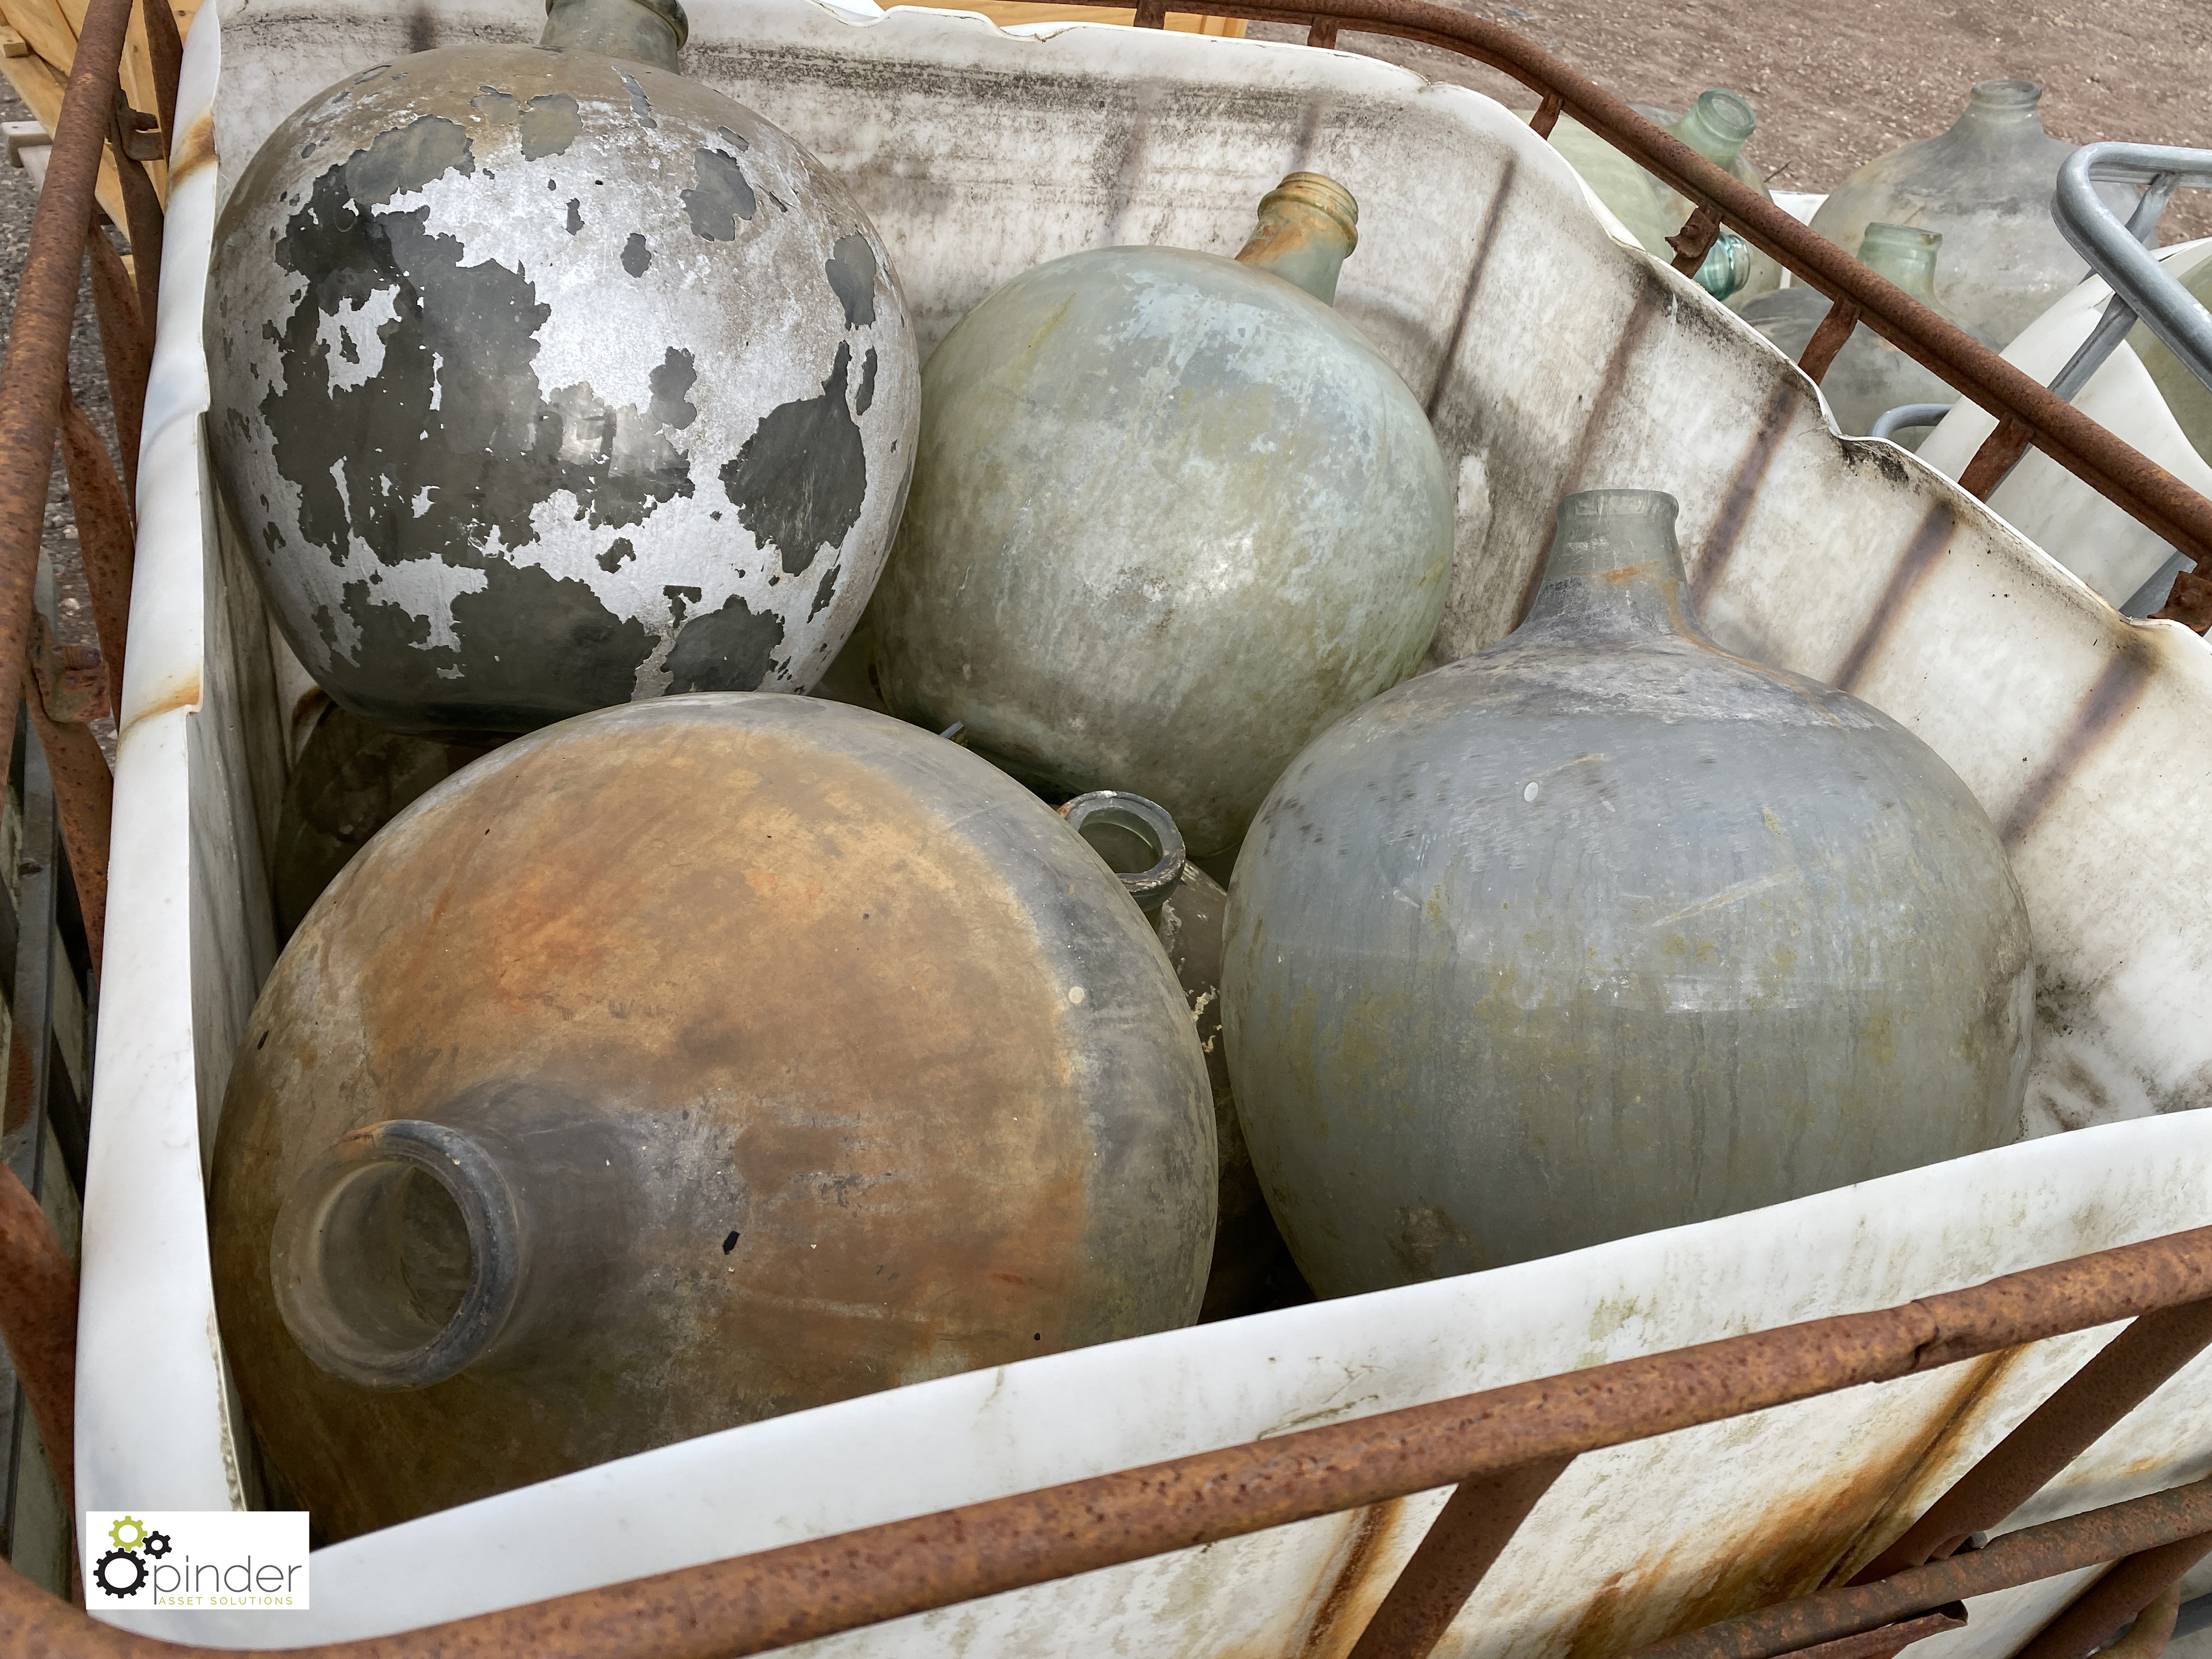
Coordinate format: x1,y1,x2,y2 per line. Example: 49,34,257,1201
1250,0,2212,242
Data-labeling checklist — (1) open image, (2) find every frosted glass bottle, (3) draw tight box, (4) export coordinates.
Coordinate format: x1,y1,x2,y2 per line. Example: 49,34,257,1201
1224,490,2033,1296
1737,223,1996,447
1809,80,2119,346
1541,89,1776,302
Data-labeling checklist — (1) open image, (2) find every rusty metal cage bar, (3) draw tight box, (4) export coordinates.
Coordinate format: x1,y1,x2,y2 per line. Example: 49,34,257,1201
5,1224,2212,1656
0,0,171,1599
1096,0,2212,631
3,5,2212,1656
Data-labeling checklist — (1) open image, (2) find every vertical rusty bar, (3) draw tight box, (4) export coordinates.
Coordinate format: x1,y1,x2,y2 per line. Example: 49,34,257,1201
1856,1299,2212,1585
26,614,112,975
1529,89,1563,138
106,94,163,327
85,223,149,501
1132,0,1166,22
1959,416,2035,501
2011,1533,2212,1659
1344,1455,1572,1659
0,1071,78,1533
1668,203,1723,275
0,0,143,769
55,392,133,716
1305,16,1338,46
138,0,183,164
1797,297,1861,385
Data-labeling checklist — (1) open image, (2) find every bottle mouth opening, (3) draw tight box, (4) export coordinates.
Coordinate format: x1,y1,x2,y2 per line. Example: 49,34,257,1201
1257,172,1360,252
544,0,690,49
1968,78,2041,110
1556,488,1680,527
1061,792,1186,912
1859,222,1942,284
271,1120,523,1391
1692,88,1756,146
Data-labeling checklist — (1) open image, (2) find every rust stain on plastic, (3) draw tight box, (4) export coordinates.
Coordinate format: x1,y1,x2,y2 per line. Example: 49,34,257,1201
124,668,204,730
173,109,217,179
1554,1355,2010,1659
1297,1499,1404,1659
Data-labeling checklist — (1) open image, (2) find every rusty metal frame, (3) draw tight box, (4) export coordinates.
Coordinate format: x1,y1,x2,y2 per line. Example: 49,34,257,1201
1085,0,2212,630
0,0,169,1600
3,1224,2212,1656
3,3,2212,1654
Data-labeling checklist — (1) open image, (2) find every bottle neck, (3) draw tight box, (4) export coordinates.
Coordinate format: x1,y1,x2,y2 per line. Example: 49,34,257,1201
1235,172,1359,305
1858,223,1943,305
1522,489,1698,641
540,0,687,70
1671,89,1756,172
1948,78,2045,149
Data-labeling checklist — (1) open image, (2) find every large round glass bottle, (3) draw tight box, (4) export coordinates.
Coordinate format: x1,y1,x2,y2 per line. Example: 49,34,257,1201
212,695,1213,1538
1224,490,2033,1296
1808,80,2118,346
870,173,1453,860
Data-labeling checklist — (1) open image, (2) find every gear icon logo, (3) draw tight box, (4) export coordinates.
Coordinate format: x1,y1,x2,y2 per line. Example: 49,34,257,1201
108,1515,147,1551
93,1548,146,1598
143,1531,173,1560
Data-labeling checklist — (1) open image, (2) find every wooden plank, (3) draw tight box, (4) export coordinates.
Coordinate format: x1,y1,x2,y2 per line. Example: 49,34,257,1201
0,0,76,80
0,49,134,237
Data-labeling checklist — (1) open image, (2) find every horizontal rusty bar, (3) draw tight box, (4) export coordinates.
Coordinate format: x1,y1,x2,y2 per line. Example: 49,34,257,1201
1624,1483,2212,1659
1765,1604,1966,1659
1038,0,2212,608
7,1227,2212,1659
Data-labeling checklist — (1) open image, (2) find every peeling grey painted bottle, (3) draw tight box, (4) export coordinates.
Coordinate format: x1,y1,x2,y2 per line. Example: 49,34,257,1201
1740,223,1997,447
206,0,919,738
870,173,1454,860
1809,81,2123,346
1223,490,2033,1297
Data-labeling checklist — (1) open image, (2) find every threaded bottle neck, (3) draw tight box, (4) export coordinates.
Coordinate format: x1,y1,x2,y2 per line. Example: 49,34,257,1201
1858,223,1943,305
1235,172,1359,305
1671,89,1756,172
540,0,687,70
1950,78,2046,145
1525,489,1695,637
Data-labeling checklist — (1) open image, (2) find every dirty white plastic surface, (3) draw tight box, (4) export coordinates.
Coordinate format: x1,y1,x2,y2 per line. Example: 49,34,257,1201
80,0,2212,1650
